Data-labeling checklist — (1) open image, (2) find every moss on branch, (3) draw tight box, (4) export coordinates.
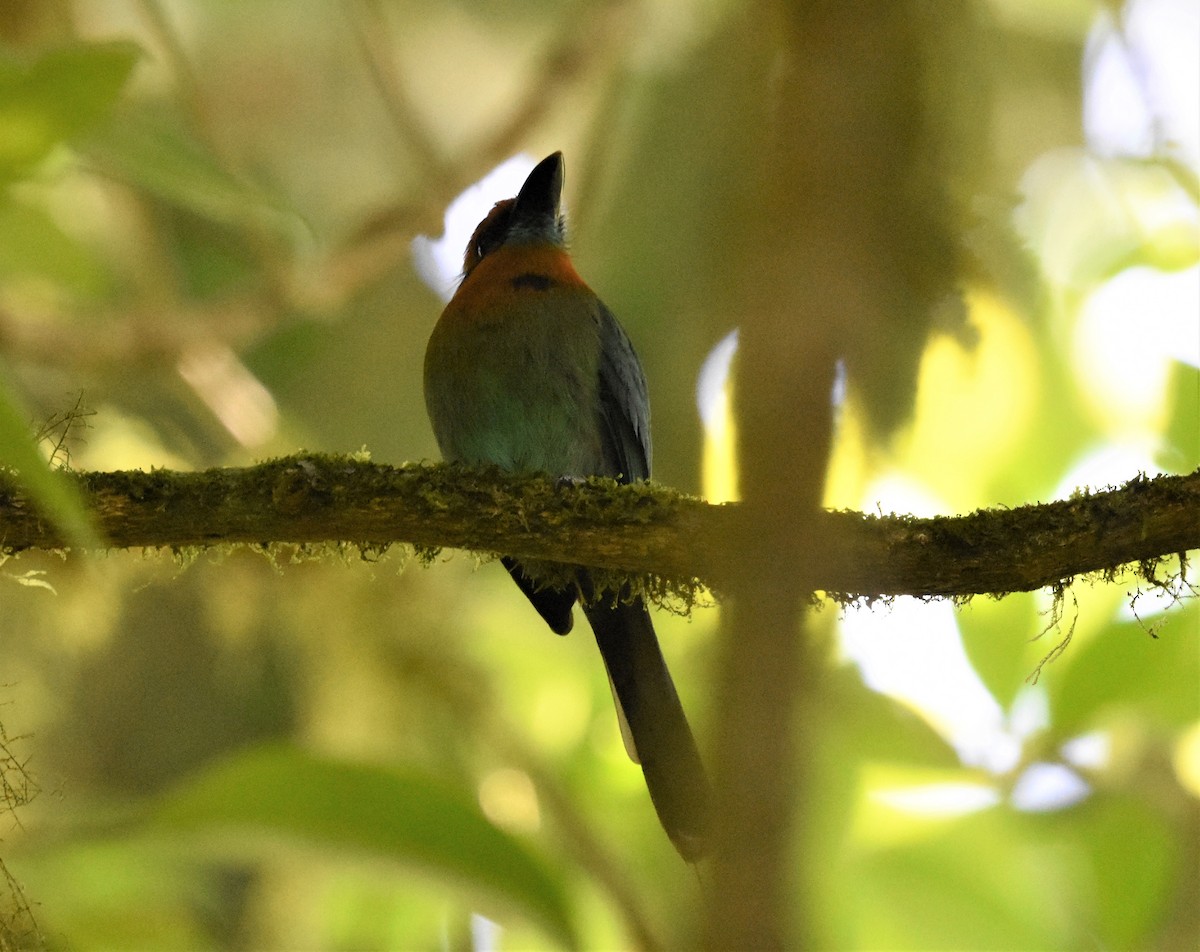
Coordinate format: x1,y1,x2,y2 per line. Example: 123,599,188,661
0,455,1196,600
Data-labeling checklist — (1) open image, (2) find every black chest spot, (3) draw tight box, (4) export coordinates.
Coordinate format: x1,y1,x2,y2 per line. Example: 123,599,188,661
511,272,554,291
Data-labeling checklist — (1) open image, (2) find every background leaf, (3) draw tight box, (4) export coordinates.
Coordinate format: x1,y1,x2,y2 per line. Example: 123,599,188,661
149,745,578,949
0,41,140,181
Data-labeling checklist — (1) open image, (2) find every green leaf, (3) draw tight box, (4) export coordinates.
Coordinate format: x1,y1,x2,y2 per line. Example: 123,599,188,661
0,198,113,297
1048,608,1200,734
0,374,98,549
842,808,1072,949
825,666,961,769
11,838,211,949
958,592,1040,709
81,110,307,243
1031,795,1178,949
151,745,578,949
1161,360,1199,473
0,40,140,181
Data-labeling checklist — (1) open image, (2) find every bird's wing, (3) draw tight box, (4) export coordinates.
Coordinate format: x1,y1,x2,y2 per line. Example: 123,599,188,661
594,302,651,483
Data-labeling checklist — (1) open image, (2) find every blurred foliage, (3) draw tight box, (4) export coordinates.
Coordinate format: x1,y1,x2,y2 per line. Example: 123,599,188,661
0,1,1195,950
0,39,132,548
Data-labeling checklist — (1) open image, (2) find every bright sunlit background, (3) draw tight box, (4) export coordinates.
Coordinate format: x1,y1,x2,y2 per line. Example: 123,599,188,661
0,1,1195,950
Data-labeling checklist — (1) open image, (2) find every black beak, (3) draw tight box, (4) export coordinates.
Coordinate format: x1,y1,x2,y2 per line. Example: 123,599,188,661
512,152,564,227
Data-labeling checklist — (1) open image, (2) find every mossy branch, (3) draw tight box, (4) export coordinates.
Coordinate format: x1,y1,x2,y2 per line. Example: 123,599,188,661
0,455,1196,599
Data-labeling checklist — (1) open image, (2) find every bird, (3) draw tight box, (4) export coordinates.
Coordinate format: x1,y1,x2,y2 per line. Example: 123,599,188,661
423,152,710,860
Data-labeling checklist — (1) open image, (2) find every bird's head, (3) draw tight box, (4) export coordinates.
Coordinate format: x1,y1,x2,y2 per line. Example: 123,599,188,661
461,151,566,276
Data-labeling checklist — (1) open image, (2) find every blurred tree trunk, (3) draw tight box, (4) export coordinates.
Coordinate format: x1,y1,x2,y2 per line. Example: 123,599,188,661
702,3,956,947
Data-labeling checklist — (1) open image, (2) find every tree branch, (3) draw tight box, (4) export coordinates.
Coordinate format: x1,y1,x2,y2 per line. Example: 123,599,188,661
0,456,1196,598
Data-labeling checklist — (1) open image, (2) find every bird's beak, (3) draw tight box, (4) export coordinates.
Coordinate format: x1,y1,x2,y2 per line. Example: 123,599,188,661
512,151,564,227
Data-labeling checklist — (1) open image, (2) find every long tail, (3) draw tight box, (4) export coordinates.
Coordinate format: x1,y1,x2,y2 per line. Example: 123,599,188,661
582,581,710,861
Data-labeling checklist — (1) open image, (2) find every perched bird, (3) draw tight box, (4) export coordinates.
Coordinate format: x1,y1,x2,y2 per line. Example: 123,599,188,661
424,152,709,860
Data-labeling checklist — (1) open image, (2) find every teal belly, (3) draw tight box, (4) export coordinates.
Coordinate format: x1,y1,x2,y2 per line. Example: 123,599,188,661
424,304,605,476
